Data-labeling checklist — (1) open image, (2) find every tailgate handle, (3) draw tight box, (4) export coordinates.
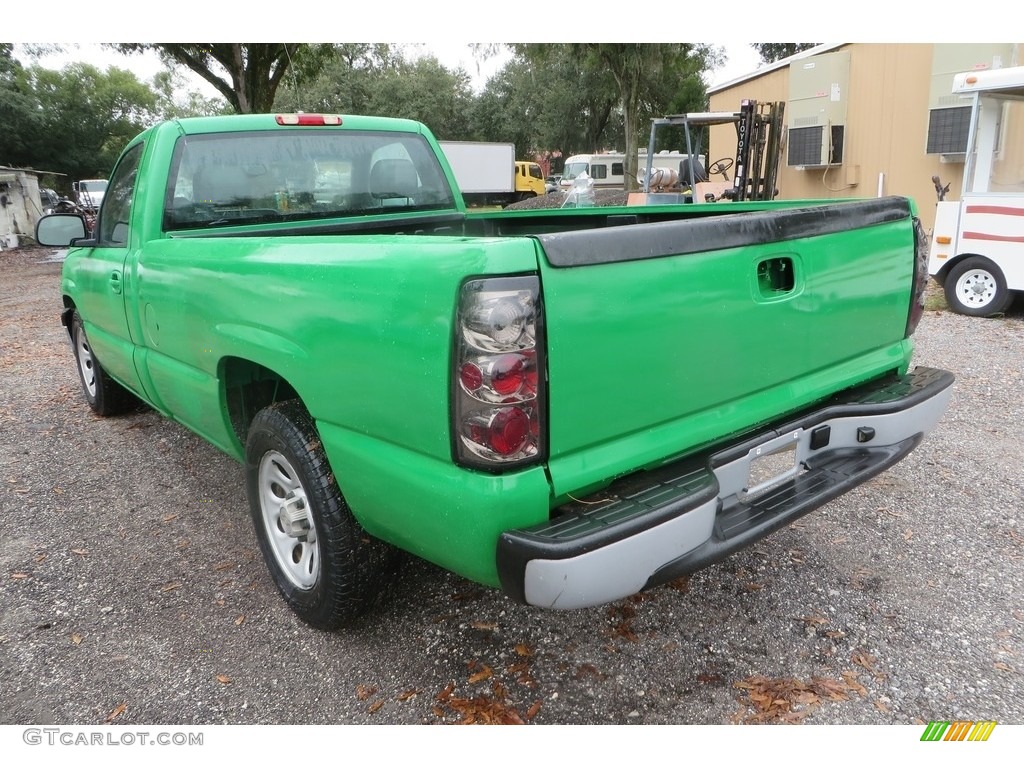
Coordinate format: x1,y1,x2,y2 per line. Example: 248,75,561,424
756,257,794,296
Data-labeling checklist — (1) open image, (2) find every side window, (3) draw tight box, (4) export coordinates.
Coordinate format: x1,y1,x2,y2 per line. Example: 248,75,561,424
530,164,543,180
591,163,608,180
611,162,624,177
98,142,144,247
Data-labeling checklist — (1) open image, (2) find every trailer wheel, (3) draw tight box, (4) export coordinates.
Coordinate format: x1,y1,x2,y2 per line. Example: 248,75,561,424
944,256,1013,317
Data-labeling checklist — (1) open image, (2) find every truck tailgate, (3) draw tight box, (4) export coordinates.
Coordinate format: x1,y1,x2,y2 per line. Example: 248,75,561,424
534,197,918,496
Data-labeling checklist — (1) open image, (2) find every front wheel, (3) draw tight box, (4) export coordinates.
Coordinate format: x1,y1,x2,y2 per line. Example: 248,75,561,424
245,400,401,630
944,256,1013,317
70,310,133,416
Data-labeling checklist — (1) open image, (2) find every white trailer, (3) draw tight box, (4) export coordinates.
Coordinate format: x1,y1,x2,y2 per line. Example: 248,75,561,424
438,141,516,206
559,151,703,192
929,66,1024,316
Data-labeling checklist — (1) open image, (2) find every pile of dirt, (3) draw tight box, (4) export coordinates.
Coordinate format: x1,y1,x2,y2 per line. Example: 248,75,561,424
504,189,630,211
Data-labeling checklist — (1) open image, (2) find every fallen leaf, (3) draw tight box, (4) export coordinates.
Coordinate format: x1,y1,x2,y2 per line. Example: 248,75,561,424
213,562,234,572
471,621,497,630
368,700,385,714
515,643,533,657
903,529,914,541
105,702,127,723
874,699,891,713
665,576,690,593
34,554,47,563
215,674,232,685
357,684,378,701
797,615,829,627
993,662,1014,672
468,665,493,684
575,663,605,680
11,573,30,580
745,582,764,592
397,689,419,702
160,582,182,592
234,615,245,626
162,514,179,522
526,701,542,720
436,682,455,702
841,671,868,696
71,633,83,645
71,549,89,557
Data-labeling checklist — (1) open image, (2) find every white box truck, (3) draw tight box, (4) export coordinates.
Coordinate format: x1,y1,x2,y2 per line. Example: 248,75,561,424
438,141,519,207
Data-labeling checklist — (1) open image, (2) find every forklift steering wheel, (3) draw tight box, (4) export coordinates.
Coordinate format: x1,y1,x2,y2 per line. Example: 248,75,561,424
707,157,734,177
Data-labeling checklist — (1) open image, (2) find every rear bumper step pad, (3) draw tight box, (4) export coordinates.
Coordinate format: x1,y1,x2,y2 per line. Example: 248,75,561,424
496,366,954,609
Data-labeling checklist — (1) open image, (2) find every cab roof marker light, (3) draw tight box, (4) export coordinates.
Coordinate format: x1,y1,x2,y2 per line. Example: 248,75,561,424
275,114,343,126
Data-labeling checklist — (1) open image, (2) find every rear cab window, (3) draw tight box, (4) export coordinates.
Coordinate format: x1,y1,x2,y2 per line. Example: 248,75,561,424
163,129,456,230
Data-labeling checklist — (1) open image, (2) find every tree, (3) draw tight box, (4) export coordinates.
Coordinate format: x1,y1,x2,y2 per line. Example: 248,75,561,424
151,69,229,119
365,56,475,140
475,48,619,161
514,44,719,189
0,44,44,169
111,44,317,114
753,44,820,64
25,62,158,179
273,44,399,115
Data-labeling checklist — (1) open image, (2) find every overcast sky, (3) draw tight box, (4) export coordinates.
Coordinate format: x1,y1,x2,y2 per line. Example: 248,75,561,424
20,43,765,97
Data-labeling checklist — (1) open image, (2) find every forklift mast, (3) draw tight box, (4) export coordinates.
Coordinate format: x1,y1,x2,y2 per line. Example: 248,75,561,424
732,99,785,202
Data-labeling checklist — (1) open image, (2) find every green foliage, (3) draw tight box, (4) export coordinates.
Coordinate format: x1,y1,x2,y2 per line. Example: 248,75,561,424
111,44,308,114
752,44,819,64
0,45,45,169
0,55,158,181
507,44,718,185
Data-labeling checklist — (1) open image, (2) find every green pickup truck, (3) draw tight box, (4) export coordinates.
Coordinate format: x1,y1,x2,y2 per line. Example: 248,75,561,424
37,113,954,630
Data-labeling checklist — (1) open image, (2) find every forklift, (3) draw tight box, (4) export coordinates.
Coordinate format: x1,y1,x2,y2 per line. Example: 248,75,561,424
631,100,786,204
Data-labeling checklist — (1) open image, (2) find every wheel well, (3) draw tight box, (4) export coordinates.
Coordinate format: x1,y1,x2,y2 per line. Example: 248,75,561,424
221,358,302,444
934,252,993,283
61,297,77,334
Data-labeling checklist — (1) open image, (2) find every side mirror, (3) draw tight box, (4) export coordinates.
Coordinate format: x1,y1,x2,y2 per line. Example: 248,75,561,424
35,213,87,246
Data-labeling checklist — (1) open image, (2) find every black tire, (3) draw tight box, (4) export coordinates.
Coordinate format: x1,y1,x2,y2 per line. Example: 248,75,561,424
944,256,1013,317
245,400,401,630
70,310,134,416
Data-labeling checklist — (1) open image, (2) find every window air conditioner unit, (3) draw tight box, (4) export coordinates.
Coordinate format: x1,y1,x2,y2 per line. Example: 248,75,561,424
787,123,845,168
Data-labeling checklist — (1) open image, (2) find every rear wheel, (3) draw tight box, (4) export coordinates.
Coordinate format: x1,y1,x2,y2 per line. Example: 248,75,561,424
70,310,133,416
245,400,401,630
944,256,1013,317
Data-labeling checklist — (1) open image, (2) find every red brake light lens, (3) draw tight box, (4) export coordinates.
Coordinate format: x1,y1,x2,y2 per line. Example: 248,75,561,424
453,277,544,470
275,114,343,126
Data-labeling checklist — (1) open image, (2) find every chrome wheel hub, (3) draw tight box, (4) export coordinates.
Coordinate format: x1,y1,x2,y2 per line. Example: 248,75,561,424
258,450,319,590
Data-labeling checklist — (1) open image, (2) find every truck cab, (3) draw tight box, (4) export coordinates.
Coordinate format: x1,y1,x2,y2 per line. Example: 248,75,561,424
514,160,545,198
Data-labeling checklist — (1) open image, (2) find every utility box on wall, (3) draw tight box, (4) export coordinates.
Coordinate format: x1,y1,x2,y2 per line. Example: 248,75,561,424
926,43,1016,158
787,50,850,167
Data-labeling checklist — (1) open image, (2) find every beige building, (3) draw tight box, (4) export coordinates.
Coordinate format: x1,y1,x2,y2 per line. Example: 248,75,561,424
708,43,1022,230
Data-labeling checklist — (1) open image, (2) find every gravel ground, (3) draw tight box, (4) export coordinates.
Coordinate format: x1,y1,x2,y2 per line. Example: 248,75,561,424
1,243,1022,733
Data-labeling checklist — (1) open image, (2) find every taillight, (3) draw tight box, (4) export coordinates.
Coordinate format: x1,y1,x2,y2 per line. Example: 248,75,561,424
906,217,928,338
453,276,545,470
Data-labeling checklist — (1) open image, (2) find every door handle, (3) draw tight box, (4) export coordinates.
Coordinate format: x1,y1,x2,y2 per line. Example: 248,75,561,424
109,270,122,295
